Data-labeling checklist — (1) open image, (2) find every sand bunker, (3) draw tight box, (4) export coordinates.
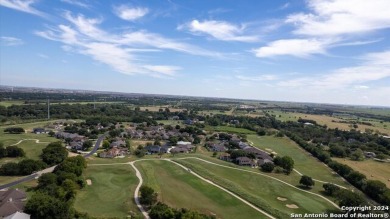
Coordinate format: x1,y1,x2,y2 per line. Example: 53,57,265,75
86,179,92,185
277,197,287,201
286,204,299,209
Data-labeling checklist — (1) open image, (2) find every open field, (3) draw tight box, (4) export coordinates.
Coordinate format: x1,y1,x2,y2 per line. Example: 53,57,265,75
247,135,350,187
333,158,390,188
205,125,257,134
156,120,183,125
136,160,264,219
176,158,339,217
75,164,140,218
0,100,26,107
268,110,390,135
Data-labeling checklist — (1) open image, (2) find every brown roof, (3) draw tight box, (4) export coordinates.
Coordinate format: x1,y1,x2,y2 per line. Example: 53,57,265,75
0,189,26,203
0,200,25,217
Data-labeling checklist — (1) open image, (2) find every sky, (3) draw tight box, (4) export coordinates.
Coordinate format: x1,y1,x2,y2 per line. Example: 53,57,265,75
1,0,390,107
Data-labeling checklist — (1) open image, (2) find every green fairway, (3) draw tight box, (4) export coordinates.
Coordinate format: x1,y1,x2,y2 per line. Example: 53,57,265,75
136,160,265,219
247,135,350,187
177,158,339,217
74,164,140,218
0,100,26,107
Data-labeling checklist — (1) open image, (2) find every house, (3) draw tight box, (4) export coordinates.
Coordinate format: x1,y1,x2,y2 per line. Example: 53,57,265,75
184,119,194,125
257,159,273,166
69,141,83,150
110,140,126,148
219,153,232,162
32,128,48,134
170,147,189,153
243,147,273,160
0,189,27,218
144,145,162,154
236,157,257,168
209,144,227,152
99,148,127,158
177,141,191,146
4,211,30,219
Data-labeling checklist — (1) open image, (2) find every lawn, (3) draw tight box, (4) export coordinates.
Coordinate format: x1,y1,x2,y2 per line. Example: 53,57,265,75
176,158,339,217
205,126,257,134
333,158,390,188
247,135,350,187
156,120,183,125
74,164,140,218
136,160,264,219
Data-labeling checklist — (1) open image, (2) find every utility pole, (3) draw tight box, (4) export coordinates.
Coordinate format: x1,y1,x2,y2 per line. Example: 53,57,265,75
47,99,50,120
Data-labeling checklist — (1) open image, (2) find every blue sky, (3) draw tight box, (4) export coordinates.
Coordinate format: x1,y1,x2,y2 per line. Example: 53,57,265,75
1,0,390,106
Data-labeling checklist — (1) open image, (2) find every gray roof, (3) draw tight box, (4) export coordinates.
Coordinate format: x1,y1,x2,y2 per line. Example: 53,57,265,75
4,211,30,219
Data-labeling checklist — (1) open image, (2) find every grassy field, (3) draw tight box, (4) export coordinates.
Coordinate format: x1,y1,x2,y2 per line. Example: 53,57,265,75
268,110,390,135
156,120,183,125
74,164,140,218
0,100,26,107
333,158,390,188
176,158,339,217
139,106,185,112
205,126,257,134
136,160,264,219
247,135,350,187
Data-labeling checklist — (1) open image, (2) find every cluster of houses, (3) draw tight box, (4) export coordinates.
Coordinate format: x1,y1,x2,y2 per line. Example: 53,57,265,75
206,135,274,168
55,132,87,151
126,125,199,142
0,189,30,218
144,141,195,155
99,138,129,158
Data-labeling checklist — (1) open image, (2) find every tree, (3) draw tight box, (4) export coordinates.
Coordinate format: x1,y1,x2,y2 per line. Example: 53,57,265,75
48,130,55,137
351,149,364,161
140,185,158,206
5,146,25,157
38,173,58,189
279,156,294,175
41,142,68,165
18,159,47,175
364,180,388,202
323,183,340,196
335,189,366,207
300,175,315,188
149,202,176,219
25,192,74,219
82,140,93,151
102,140,110,149
193,136,201,144
260,162,275,172
212,152,217,157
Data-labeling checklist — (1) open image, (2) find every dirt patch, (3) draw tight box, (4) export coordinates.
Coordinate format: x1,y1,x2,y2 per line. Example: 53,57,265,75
68,152,79,157
286,204,299,209
86,179,92,185
277,197,287,201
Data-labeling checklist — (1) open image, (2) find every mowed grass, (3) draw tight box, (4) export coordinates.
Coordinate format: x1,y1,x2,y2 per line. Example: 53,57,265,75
177,159,338,216
205,126,256,134
333,158,390,188
136,160,264,219
74,164,140,218
247,135,350,187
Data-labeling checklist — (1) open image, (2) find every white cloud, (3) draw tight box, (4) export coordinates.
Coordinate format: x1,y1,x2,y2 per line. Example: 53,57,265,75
114,5,149,21
61,0,90,8
0,36,24,46
236,74,278,81
286,0,390,36
277,50,390,88
252,38,331,58
179,20,259,42
0,0,46,17
35,12,225,77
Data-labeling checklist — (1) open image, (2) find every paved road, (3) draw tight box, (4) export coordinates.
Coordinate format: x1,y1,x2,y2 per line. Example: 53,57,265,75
0,135,105,190
130,161,150,219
